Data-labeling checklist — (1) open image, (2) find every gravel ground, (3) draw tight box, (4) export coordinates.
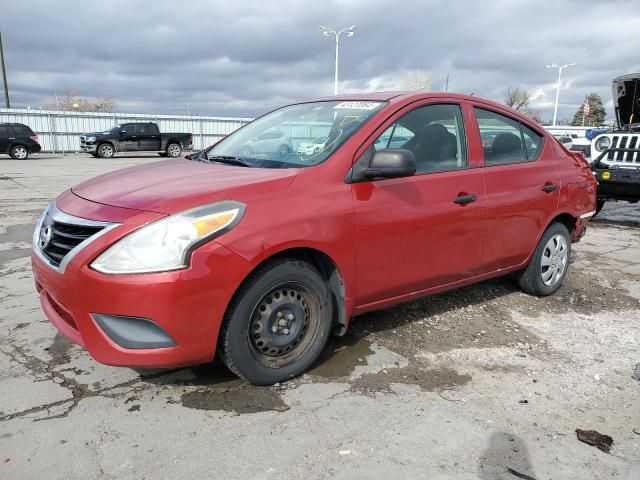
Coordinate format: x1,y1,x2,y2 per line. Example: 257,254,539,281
1,153,639,479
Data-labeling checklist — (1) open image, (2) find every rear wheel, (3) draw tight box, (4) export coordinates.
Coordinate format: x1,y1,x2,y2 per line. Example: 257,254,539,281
166,143,182,158
517,222,571,296
10,145,29,160
219,258,333,385
97,143,114,159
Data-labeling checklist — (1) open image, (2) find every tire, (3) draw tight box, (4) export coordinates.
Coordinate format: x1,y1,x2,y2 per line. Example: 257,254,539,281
10,145,29,160
517,222,571,296
219,258,333,385
97,143,115,159
594,200,605,216
166,143,182,158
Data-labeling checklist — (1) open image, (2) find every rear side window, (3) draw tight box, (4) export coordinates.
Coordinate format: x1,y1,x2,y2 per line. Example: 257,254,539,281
12,124,34,137
0,125,10,136
474,108,543,165
137,124,149,134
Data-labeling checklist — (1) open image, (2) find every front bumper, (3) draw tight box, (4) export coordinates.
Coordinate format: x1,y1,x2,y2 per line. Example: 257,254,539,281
80,142,97,153
31,194,252,368
593,167,640,202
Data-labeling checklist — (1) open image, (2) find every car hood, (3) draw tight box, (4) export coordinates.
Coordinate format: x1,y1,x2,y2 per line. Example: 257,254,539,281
613,73,640,128
71,159,297,214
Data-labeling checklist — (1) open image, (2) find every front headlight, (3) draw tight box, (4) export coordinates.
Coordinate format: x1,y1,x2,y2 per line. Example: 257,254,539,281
91,201,245,274
595,136,611,151
87,136,97,142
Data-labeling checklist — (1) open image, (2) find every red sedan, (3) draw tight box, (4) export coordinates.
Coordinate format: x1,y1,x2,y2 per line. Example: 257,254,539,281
32,93,596,384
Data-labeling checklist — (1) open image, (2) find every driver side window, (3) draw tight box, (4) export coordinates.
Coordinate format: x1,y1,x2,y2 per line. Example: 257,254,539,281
373,104,468,174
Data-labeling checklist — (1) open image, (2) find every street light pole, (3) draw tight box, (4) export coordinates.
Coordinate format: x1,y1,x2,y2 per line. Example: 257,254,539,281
0,31,10,108
319,25,356,95
546,62,576,127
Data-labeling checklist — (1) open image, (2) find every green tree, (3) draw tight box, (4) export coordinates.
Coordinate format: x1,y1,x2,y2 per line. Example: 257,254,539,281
571,92,606,126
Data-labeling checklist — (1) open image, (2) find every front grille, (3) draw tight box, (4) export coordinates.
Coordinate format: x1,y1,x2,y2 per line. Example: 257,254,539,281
607,135,640,163
35,203,114,271
41,221,104,267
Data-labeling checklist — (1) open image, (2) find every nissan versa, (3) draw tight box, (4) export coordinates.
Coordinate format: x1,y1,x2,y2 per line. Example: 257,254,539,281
32,93,597,385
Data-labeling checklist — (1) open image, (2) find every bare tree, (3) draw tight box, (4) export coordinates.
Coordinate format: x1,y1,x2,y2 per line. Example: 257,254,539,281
43,91,116,112
403,70,432,91
505,87,530,111
504,87,544,125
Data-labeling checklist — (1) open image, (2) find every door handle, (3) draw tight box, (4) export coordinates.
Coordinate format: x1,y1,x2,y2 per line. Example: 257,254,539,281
453,193,477,204
541,183,559,192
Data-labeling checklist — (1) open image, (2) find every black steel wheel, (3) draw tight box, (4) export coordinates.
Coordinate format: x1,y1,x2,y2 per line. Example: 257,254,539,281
219,258,333,385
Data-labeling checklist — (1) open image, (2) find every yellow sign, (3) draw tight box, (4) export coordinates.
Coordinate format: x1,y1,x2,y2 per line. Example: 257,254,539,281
602,171,611,180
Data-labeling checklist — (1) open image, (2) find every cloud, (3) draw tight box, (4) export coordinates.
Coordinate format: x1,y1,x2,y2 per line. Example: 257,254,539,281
1,0,639,122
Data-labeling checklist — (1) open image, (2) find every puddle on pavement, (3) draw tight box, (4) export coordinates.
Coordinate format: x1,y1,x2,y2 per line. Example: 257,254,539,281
181,387,289,414
0,223,35,264
0,223,35,244
310,334,374,379
46,333,73,365
350,364,471,395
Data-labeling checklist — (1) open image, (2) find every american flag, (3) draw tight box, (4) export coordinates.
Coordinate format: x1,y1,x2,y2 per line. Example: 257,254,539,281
583,96,590,117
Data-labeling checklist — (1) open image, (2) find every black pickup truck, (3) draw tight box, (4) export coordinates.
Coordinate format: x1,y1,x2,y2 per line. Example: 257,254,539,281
80,122,192,158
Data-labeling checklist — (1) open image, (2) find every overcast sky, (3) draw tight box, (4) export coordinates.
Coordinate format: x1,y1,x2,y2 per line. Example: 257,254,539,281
2,0,639,122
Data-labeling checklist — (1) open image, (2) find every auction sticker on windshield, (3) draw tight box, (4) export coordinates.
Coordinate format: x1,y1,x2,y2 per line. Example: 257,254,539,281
334,101,381,110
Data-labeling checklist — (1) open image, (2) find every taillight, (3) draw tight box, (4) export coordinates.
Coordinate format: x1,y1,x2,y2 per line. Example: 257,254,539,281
30,135,38,142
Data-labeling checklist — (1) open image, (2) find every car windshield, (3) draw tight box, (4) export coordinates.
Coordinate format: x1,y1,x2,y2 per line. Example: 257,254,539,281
204,101,386,168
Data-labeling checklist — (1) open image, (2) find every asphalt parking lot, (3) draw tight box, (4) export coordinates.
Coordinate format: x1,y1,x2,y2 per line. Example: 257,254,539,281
1,153,639,479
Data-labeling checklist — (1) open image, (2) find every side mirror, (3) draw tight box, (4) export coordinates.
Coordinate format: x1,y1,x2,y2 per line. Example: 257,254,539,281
363,149,416,179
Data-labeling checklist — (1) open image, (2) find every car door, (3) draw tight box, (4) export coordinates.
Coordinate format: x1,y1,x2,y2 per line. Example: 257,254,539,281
352,102,487,306
0,125,10,153
472,106,560,272
137,123,161,151
118,124,137,151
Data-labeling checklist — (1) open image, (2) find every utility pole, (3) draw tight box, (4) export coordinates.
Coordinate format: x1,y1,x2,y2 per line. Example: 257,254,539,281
0,31,10,108
444,73,450,92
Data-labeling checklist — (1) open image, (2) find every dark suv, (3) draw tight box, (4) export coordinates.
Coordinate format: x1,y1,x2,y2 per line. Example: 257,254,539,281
0,123,42,159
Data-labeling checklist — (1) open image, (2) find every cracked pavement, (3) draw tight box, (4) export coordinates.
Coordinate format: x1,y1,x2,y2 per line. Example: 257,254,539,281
1,154,640,479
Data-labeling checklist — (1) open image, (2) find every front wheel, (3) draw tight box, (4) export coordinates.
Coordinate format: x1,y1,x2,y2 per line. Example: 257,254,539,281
166,143,182,158
517,222,571,296
219,258,333,385
10,145,29,160
97,143,114,159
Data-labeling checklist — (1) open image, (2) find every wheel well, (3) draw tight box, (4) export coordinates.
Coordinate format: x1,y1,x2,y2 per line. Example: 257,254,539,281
233,248,348,336
97,141,114,150
550,213,577,234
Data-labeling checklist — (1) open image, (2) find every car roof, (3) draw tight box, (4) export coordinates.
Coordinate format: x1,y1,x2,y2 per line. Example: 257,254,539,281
307,91,499,106
302,92,544,132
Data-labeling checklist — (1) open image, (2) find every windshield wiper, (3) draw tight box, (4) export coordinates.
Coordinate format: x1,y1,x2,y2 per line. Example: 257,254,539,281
205,155,253,167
